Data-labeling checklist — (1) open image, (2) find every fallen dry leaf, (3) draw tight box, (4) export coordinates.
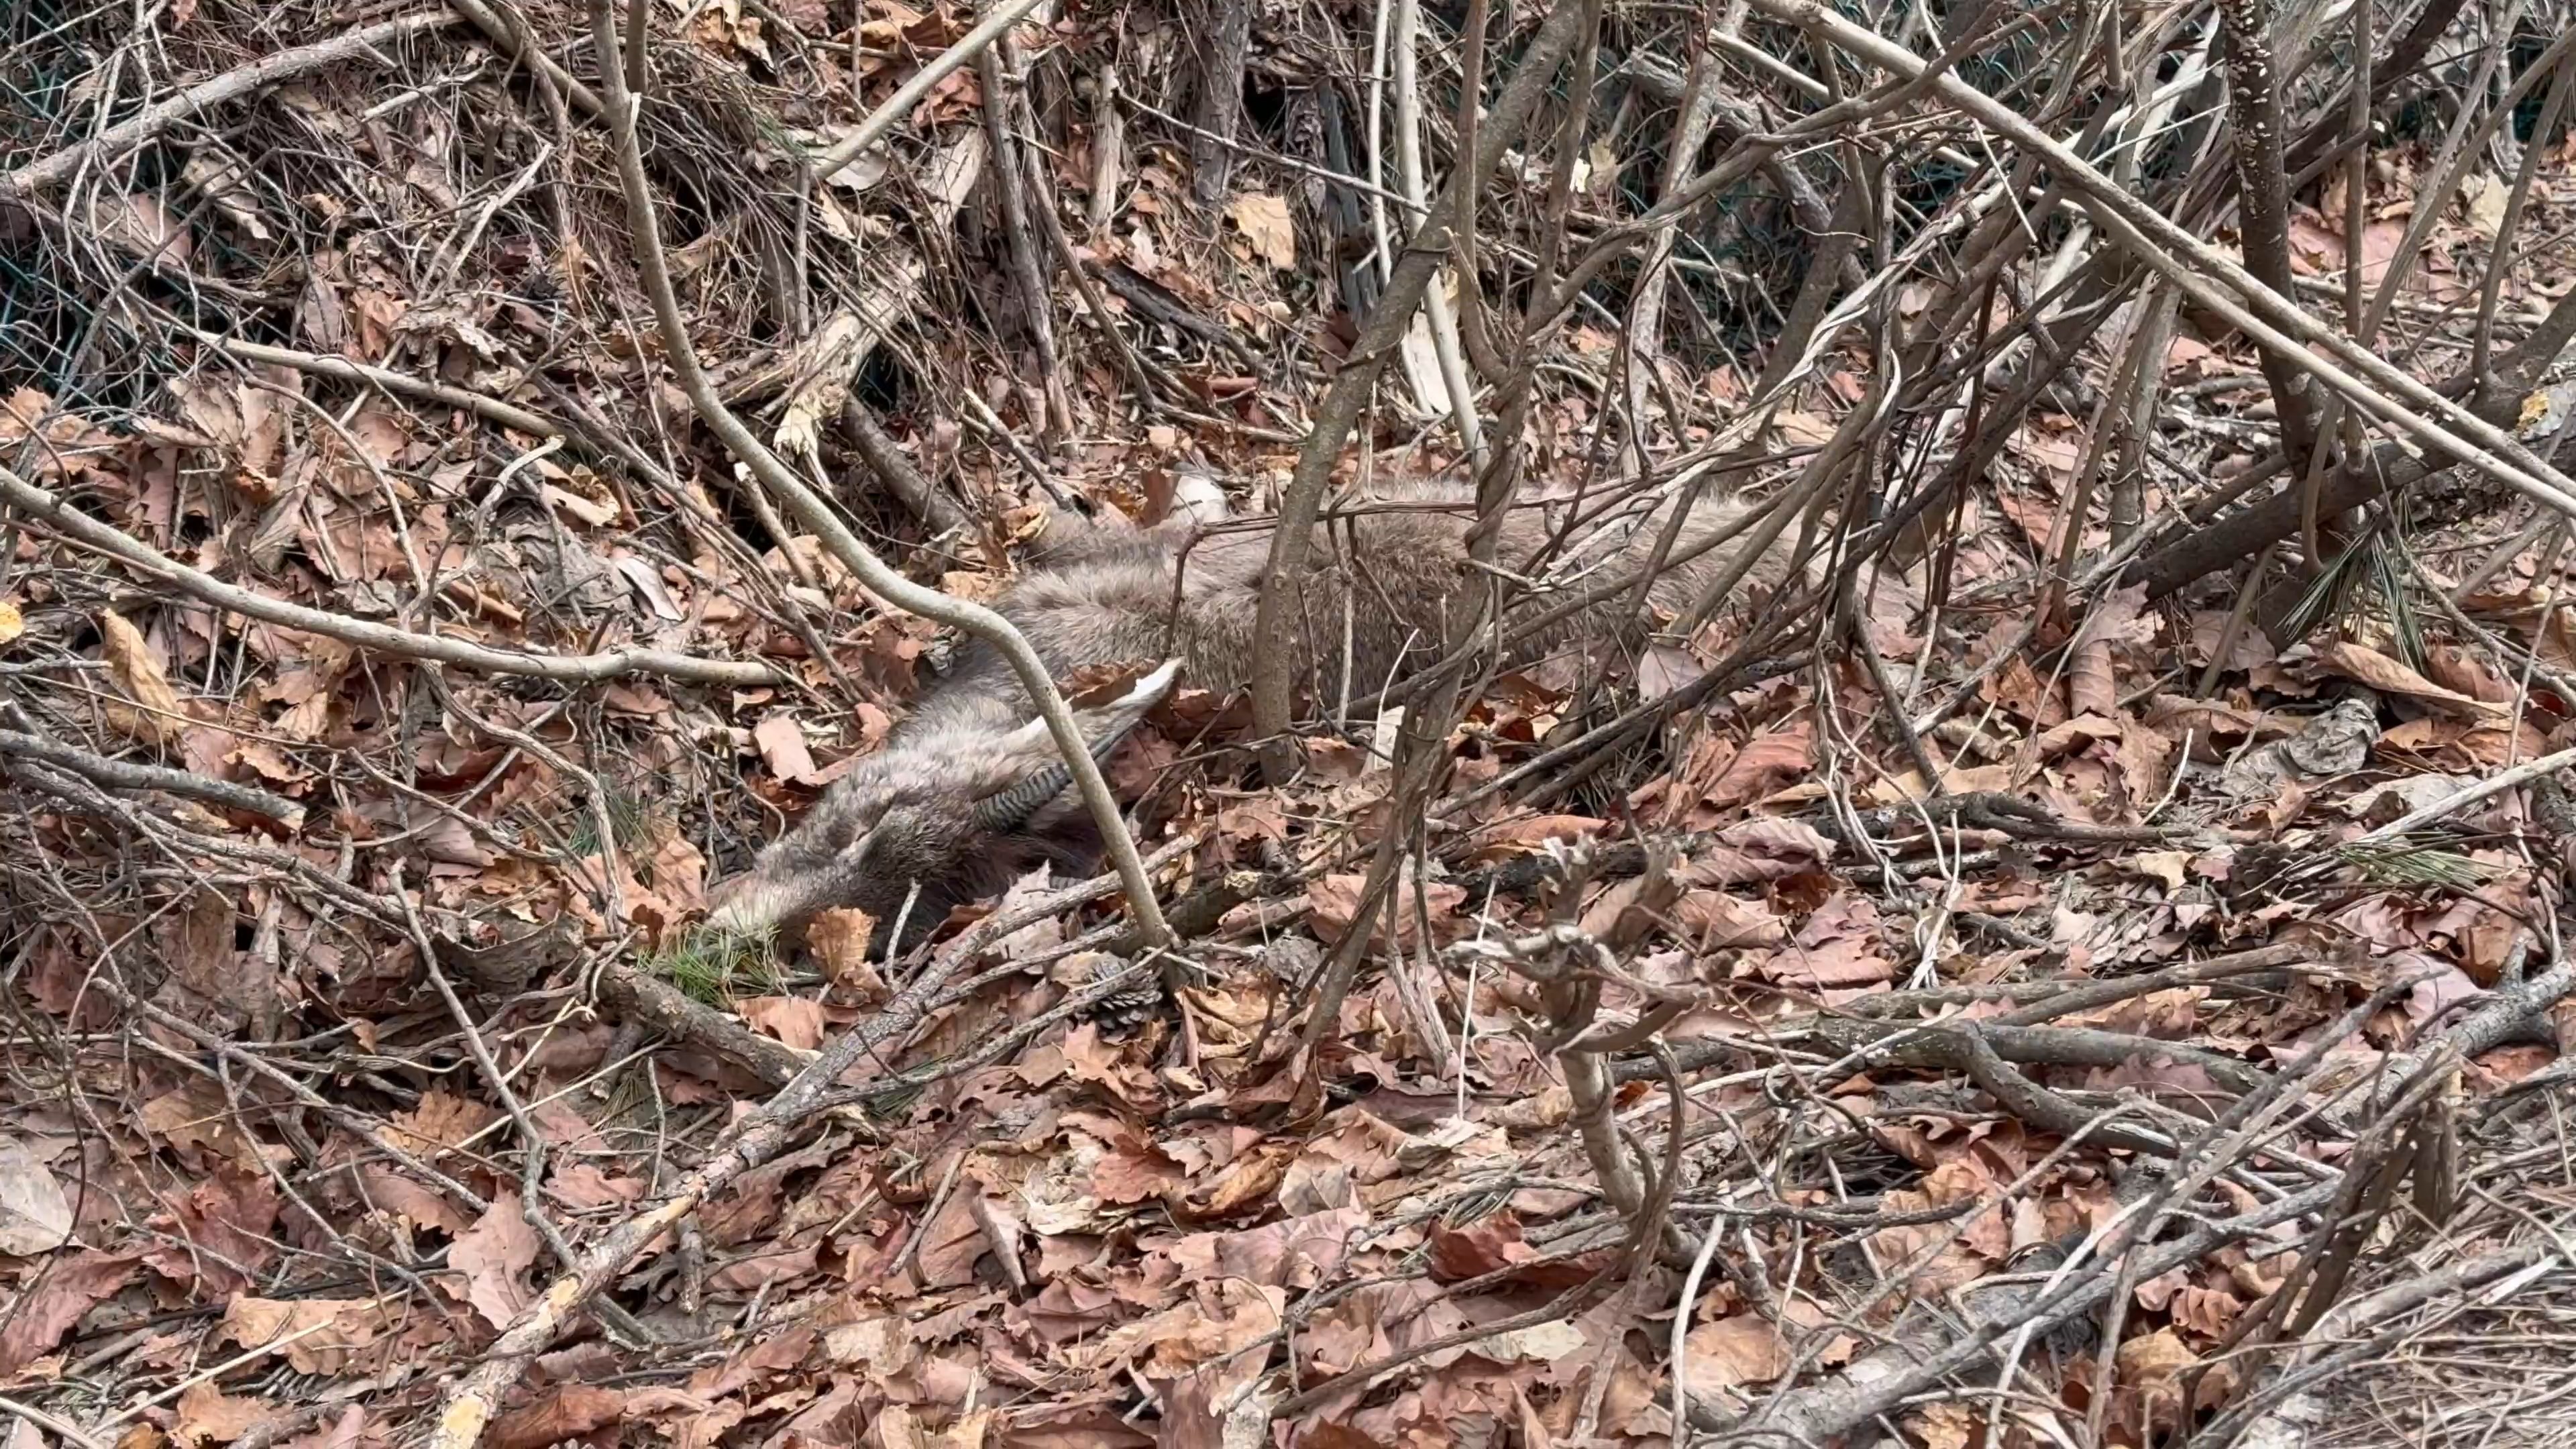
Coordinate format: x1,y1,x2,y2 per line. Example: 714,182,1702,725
99,608,189,743
1700,721,1815,811
2422,644,2516,704
0,1135,74,1254
2312,641,2504,718
1905,1402,1978,1449
2171,1284,2245,1338
146,1165,282,1295
1673,890,1785,947
753,712,824,786
139,1081,265,1167
649,835,707,913
1305,873,1465,953
1773,893,1894,990
174,1382,278,1448
449,1190,542,1331
489,1385,627,1449
2068,584,2149,718
1227,192,1295,269
2117,1326,2208,1426
2126,850,2192,893
384,1091,502,1161
806,908,889,1002
1426,1211,1533,1281
1681,1313,1791,1395
736,994,826,1051
0,1249,138,1375
1676,816,1835,884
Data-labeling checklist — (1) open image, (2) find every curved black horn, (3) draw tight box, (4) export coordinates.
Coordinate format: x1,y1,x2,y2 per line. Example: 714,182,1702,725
973,661,1183,833
972,716,1150,831
973,763,1071,831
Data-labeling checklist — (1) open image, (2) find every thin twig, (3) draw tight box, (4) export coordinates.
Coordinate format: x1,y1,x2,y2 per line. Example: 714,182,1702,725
0,467,777,686
1764,0,2576,527
2361,745,2576,841
1,12,462,197
807,0,1051,184
420,831,1193,1449
0,729,303,825
1245,0,1591,781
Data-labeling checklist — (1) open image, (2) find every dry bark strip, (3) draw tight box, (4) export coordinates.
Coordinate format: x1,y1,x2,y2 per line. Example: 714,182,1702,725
1187,0,1255,203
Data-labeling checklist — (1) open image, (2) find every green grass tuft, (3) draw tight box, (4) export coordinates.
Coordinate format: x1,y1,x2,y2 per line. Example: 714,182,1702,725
645,924,783,1004
2334,840,2495,890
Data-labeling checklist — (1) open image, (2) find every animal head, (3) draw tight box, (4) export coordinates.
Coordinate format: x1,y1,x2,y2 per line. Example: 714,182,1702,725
707,659,1179,952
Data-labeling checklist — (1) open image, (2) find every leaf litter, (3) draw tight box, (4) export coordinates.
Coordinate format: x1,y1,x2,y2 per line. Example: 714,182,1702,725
4,1,2576,1447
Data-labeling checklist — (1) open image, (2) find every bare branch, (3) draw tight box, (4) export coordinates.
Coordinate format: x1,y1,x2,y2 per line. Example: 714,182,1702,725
0,729,304,826
1757,0,2576,527
421,832,1193,1449
1246,0,1591,781
0,12,462,197
0,466,780,686
807,0,1051,186
2212,0,2318,468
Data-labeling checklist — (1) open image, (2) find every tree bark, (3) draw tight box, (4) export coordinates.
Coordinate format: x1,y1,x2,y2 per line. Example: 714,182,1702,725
1189,0,1254,203
2213,0,2318,470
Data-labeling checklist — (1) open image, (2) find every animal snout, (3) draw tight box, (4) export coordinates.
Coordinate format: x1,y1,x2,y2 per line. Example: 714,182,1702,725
704,870,799,937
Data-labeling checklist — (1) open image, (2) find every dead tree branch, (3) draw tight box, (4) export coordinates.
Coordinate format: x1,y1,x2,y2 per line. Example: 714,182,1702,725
1759,0,2576,528
422,833,1193,1449
807,0,1051,185
2212,0,2318,470
0,466,780,686
0,729,304,826
0,12,462,197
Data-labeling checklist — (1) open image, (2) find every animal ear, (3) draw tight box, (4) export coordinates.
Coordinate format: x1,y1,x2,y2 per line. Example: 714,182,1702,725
971,659,1181,831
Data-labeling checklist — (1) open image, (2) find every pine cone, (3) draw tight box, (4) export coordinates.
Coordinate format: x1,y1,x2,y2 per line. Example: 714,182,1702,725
1057,952,1166,1035
1087,974,1168,1035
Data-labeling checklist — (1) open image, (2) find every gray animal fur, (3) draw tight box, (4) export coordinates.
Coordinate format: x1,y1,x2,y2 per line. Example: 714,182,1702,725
707,480,1796,950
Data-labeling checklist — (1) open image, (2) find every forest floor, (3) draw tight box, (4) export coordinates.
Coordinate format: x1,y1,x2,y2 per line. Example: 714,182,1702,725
6,0,2576,1446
